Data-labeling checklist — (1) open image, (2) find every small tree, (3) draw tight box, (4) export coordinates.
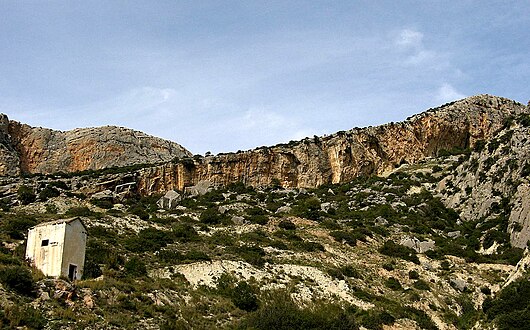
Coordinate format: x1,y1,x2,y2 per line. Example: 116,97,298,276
124,257,147,277
232,281,259,312
0,265,35,296
17,185,36,205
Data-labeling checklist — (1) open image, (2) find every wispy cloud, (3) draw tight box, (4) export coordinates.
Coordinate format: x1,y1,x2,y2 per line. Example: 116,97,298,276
436,83,466,103
395,29,424,49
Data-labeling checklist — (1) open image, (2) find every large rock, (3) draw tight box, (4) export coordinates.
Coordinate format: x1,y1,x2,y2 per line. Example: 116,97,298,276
157,190,182,209
400,237,436,253
0,114,192,176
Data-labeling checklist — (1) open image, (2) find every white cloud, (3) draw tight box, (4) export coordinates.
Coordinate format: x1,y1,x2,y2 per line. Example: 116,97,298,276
395,29,424,49
436,83,466,103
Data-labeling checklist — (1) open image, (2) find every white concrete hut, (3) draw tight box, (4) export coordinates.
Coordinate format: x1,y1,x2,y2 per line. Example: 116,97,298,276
25,217,87,280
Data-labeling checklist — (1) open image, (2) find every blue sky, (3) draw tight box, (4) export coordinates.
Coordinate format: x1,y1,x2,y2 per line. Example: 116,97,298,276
1,1,528,154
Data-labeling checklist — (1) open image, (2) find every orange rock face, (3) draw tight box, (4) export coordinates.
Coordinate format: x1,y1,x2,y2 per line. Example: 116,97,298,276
0,120,191,176
137,95,527,194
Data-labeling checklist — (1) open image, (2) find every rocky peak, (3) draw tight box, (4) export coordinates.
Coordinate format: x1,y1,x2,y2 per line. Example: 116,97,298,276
0,115,192,176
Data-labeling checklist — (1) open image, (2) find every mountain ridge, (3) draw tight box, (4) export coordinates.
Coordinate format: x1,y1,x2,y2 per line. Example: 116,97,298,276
137,94,528,194
0,116,192,176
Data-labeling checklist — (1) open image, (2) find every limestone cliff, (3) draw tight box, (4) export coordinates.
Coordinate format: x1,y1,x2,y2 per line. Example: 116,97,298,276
438,111,530,248
137,95,527,194
0,116,191,176
0,114,20,176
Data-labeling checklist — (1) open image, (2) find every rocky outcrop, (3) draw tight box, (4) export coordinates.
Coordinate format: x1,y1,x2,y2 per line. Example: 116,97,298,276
438,114,530,248
0,116,191,176
0,114,21,176
137,95,527,194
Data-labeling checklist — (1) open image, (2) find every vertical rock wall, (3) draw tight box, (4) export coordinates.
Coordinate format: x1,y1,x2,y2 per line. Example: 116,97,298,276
137,95,527,194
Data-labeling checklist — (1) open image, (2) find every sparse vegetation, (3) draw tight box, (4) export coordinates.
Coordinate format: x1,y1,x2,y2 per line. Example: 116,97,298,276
0,114,528,329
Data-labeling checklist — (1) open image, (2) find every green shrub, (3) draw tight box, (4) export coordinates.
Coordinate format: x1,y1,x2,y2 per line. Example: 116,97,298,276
382,263,394,271
249,214,269,225
278,220,296,230
2,305,46,329
83,258,103,279
293,197,321,220
0,265,35,296
66,206,95,217
129,205,149,220
292,240,325,252
431,165,443,173
200,208,224,225
48,180,69,190
123,228,173,252
440,260,451,270
3,215,37,239
88,226,117,241
124,257,147,277
481,286,492,295
232,281,259,312
517,113,530,127
0,249,21,266
234,245,266,267
238,291,358,330
91,199,114,209
412,280,430,291
38,185,60,201
385,277,403,291
379,241,420,264
408,270,420,280
359,310,396,330
172,223,200,242
17,185,36,205
330,230,357,246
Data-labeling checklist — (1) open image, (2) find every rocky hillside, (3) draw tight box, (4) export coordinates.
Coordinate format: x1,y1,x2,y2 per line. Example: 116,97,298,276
438,114,530,248
137,95,527,194
0,95,529,329
0,115,191,176
0,151,528,329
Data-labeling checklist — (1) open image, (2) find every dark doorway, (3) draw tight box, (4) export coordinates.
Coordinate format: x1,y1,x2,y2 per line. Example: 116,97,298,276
68,264,77,281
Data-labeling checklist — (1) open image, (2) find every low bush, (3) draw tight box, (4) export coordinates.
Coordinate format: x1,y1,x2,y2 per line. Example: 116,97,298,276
200,208,224,225
483,274,530,330
278,220,296,230
237,291,358,330
2,215,37,239
232,281,259,312
38,185,60,201
330,230,358,246
408,270,420,280
91,199,114,209
385,277,403,291
1,305,46,329
123,228,173,252
172,223,200,242
412,280,430,291
66,206,95,217
129,205,149,220
17,185,36,205
124,257,147,277
0,265,35,296
234,245,266,267
379,241,420,264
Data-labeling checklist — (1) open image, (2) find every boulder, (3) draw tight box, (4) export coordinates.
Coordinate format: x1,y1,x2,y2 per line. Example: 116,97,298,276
90,189,114,201
400,237,436,253
157,190,182,209
185,180,212,196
